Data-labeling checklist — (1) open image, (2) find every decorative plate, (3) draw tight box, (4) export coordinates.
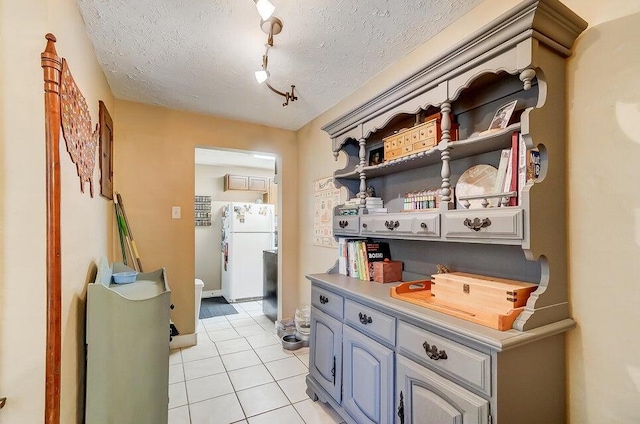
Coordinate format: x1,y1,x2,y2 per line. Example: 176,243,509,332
456,164,499,209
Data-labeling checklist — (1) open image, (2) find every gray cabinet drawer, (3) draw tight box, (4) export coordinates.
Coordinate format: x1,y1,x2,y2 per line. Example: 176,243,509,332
397,321,491,395
344,299,396,346
361,213,417,236
333,215,360,235
311,286,344,319
443,209,523,241
411,213,440,238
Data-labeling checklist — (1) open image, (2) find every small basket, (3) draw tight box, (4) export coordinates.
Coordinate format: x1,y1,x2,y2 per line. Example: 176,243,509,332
112,271,138,284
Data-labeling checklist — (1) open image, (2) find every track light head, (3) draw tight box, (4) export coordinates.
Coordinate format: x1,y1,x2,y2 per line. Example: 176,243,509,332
254,0,275,21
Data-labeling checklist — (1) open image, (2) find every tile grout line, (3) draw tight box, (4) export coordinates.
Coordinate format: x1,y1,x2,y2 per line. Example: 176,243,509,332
178,303,333,424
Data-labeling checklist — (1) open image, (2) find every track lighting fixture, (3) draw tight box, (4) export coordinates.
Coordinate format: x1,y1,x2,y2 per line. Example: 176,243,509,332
253,15,297,108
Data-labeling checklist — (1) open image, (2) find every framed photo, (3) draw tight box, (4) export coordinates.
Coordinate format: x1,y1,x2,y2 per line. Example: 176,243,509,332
98,100,114,200
368,146,384,166
487,99,518,131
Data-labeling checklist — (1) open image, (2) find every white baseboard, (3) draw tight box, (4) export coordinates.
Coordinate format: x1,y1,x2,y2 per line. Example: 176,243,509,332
169,332,198,349
202,289,222,298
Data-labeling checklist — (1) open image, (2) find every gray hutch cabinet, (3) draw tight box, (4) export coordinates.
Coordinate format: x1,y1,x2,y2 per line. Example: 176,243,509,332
305,1,587,423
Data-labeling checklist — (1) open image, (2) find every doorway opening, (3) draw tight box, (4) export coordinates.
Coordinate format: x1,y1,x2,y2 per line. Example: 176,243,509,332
194,147,280,323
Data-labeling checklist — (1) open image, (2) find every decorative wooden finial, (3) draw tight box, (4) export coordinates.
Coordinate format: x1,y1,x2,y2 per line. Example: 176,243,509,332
44,33,58,55
520,69,536,90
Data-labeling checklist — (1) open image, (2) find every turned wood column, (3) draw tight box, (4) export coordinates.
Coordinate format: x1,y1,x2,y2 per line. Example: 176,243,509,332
358,137,367,209
439,102,452,204
41,33,62,424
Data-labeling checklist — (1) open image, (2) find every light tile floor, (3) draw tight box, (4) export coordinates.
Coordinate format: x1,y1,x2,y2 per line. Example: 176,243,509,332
169,300,345,424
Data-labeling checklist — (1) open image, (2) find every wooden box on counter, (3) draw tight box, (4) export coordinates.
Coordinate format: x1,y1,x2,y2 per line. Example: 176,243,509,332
372,260,403,283
430,272,537,313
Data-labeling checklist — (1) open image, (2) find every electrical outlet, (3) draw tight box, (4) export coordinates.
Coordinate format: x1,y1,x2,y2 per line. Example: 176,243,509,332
171,206,181,219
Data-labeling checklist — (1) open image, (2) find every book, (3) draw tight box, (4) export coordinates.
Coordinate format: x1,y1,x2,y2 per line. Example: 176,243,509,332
365,241,391,281
356,240,369,281
337,238,347,275
507,131,519,206
502,148,513,195
493,148,512,195
366,208,388,214
347,241,359,277
517,133,541,206
518,132,527,205
529,149,541,180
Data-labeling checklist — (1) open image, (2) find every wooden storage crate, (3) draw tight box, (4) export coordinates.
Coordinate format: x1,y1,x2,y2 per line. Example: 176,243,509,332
373,260,403,283
381,113,458,163
390,273,538,331
430,272,537,313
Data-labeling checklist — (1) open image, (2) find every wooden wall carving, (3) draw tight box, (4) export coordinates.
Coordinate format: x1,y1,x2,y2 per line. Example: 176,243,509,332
60,58,99,197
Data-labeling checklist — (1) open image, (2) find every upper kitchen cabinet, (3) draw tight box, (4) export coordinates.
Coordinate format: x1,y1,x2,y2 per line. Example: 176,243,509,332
224,173,269,192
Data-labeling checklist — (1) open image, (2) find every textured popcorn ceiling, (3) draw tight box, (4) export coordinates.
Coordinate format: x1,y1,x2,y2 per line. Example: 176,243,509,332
76,0,482,130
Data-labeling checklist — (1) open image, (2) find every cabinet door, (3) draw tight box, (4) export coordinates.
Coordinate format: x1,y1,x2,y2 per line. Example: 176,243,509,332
225,174,248,191
309,307,343,403
343,325,394,424
248,176,268,191
396,355,488,424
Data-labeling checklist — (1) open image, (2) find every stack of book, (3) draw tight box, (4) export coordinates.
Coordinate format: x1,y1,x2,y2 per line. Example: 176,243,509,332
365,197,387,214
494,132,540,207
337,238,391,281
338,198,361,215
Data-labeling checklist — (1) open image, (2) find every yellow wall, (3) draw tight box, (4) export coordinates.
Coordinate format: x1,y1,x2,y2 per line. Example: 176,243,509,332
0,0,114,422
113,100,298,335
295,0,640,422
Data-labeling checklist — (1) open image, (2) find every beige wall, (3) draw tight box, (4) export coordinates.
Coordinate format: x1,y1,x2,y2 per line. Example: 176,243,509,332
0,0,114,422
195,163,275,292
295,0,640,422
114,100,298,335
565,4,640,423
2,0,638,422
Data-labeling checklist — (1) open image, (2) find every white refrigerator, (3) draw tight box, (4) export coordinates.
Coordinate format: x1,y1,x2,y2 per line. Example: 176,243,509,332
221,202,275,302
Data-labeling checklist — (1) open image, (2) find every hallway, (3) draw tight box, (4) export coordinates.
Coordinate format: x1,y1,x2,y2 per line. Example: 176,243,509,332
168,301,344,424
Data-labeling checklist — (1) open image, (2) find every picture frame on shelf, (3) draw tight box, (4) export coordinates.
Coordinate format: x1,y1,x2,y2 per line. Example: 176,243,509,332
487,99,518,131
98,100,114,200
368,146,384,166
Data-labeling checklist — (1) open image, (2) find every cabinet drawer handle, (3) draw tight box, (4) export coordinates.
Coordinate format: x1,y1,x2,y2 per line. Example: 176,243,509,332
397,391,404,424
420,222,427,229
385,220,400,230
319,295,329,304
362,223,367,229
463,217,491,231
338,220,349,228
423,341,448,360
358,312,373,325
331,356,336,385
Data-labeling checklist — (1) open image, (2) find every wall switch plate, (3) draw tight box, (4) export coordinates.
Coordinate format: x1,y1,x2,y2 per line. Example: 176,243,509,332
172,206,181,219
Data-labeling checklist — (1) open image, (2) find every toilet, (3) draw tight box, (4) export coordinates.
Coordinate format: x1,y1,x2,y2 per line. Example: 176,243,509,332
194,279,204,323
